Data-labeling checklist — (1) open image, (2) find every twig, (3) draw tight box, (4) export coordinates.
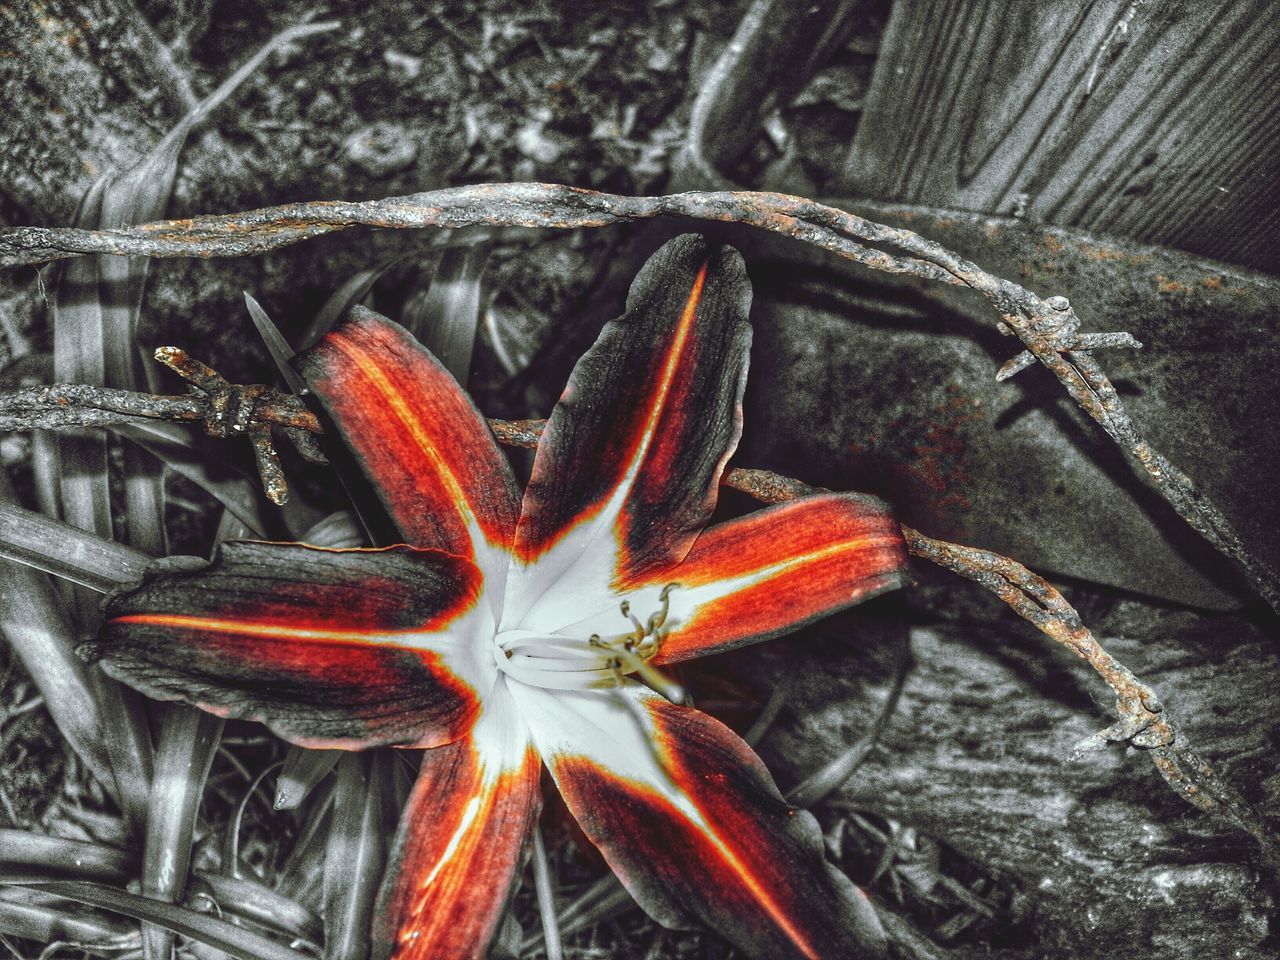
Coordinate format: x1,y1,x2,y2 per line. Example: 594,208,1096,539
1,184,1269,611
2,383,1273,858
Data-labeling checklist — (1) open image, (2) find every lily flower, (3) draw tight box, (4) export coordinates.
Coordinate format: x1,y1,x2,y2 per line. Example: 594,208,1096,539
90,235,911,959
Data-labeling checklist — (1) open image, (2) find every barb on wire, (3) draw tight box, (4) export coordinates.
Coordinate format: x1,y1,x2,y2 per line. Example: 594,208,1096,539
1,377,1273,860
0,183,1270,610
0,349,324,505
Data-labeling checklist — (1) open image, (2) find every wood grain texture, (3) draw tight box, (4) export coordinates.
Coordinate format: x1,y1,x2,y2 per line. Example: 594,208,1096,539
840,0,1280,273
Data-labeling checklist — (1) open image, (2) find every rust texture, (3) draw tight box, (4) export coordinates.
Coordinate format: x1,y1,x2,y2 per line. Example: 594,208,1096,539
487,418,544,449
1,183,1271,612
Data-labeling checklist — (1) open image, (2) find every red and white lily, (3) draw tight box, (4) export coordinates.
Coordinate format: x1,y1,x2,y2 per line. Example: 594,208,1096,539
94,235,911,959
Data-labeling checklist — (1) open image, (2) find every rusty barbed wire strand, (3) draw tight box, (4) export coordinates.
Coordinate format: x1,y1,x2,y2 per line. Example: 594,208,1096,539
720,467,1277,862
0,377,1273,858
0,350,323,505
1,184,1270,611
0,380,321,434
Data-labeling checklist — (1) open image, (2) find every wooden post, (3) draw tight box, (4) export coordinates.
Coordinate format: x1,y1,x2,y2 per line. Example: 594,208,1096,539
840,0,1280,272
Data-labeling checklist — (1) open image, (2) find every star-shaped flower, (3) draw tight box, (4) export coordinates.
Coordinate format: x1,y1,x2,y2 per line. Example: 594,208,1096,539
91,235,911,959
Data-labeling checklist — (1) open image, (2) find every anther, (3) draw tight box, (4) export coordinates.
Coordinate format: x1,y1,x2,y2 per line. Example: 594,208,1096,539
617,599,645,643
650,583,677,631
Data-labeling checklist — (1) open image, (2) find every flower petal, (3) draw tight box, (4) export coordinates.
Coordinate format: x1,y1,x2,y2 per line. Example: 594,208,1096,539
504,235,752,629
297,307,520,587
557,493,910,662
91,541,492,750
510,681,887,960
374,693,541,960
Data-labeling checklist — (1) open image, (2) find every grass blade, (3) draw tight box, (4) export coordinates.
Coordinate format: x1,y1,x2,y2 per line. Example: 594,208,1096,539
117,421,327,538
523,874,633,953
243,294,307,394
274,788,335,906
192,873,322,946
85,680,153,836
0,879,309,960
219,761,284,881
98,170,170,558
50,176,113,577
0,832,133,884
0,499,149,592
141,705,224,960
400,244,490,382
531,825,563,960
322,753,388,960
209,508,254,556
27,431,63,522
45,175,156,830
0,890,133,944
296,267,386,352
0,477,116,790
275,747,340,812
296,511,364,550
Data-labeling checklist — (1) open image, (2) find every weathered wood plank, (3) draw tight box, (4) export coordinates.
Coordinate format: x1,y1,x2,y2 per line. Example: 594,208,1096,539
840,0,1280,273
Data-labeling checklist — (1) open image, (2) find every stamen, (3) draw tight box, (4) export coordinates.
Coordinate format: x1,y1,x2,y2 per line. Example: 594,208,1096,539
620,599,647,643
495,586,684,699
590,633,684,704
648,583,676,632
627,653,686,705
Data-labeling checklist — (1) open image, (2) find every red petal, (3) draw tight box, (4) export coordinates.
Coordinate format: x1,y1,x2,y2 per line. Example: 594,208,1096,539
504,236,752,627
513,682,887,960
554,493,909,663
375,697,541,960
658,493,909,661
95,542,489,750
298,307,520,579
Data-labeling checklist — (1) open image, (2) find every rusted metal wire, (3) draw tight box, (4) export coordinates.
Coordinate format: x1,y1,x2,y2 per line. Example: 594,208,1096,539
0,350,322,506
1,184,1270,610
901,526,1277,861
0,377,320,434
722,468,1277,862
0,375,1272,859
